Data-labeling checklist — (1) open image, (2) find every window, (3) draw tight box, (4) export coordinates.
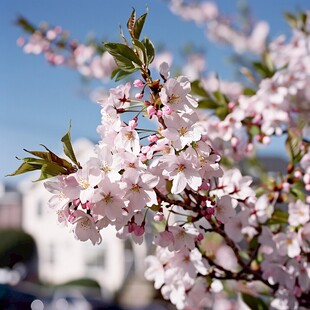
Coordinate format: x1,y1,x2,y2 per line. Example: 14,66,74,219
85,245,105,268
37,200,43,217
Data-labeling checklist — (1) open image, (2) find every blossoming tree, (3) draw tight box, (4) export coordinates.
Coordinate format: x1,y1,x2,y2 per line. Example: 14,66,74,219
10,2,310,309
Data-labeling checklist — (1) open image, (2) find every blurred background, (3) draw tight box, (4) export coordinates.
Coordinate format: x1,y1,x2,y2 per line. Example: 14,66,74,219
1,0,309,309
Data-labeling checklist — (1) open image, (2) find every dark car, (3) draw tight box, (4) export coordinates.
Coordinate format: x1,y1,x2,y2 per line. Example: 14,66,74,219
0,284,38,309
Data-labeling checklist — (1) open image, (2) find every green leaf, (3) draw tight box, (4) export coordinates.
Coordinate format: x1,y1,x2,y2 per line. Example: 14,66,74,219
23,148,73,171
111,68,121,80
141,37,155,65
262,52,274,74
198,99,220,109
243,87,256,96
36,162,67,182
285,128,302,164
39,144,75,171
103,42,142,72
190,80,209,97
15,16,36,33
268,208,288,225
249,125,261,137
213,90,228,104
61,122,79,166
252,60,275,78
166,180,173,193
134,12,147,40
241,293,268,310
290,182,306,202
127,8,136,39
114,69,133,82
215,106,229,120
285,12,298,29
6,161,42,177
7,125,79,181
132,39,148,65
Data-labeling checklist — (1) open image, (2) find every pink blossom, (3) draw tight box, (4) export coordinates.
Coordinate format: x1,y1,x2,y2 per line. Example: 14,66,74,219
160,76,198,112
288,200,310,227
162,112,202,151
123,170,159,212
71,210,102,245
162,152,202,194
92,177,128,221
274,232,301,258
215,195,237,224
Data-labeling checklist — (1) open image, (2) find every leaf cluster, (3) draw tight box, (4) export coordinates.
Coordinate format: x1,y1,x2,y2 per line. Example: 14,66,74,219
103,8,155,81
252,52,275,79
191,80,230,120
285,11,309,34
7,123,79,181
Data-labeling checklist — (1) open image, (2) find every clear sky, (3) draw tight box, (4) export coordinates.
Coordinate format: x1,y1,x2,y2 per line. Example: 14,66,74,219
1,0,309,185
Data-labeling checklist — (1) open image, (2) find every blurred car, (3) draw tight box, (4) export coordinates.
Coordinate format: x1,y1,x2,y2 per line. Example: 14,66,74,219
0,283,37,309
45,287,125,310
45,288,92,310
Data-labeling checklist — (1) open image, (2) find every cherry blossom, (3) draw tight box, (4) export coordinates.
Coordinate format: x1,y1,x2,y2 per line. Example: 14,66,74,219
13,6,310,310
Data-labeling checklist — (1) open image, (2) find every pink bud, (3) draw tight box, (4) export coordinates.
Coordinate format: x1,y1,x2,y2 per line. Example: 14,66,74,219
282,182,290,192
228,102,236,110
47,29,57,40
16,37,25,47
54,26,62,34
154,212,164,222
68,213,75,223
303,173,310,185
162,105,173,116
199,180,210,191
231,137,239,147
262,136,270,145
252,114,262,124
73,198,81,207
246,143,254,152
147,106,156,117
141,145,151,154
134,225,145,236
156,110,163,117
139,154,147,162
135,92,143,99
205,214,212,220
128,222,135,233
133,79,144,88
54,55,64,65
148,134,158,143
129,119,137,130
294,170,302,179
305,184,310,191
206,207,215,215
293,285,302,298
160,230,174,243
81,201,92,210
196,233,204,242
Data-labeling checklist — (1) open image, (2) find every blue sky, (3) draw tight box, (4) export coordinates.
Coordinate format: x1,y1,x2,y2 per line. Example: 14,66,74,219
1,0,309,185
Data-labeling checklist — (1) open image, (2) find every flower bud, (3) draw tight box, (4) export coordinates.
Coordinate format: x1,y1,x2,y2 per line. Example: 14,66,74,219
133,79,144,88
135,92,143,99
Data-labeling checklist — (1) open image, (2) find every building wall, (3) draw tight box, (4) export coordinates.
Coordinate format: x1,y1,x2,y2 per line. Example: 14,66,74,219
0,184,22,229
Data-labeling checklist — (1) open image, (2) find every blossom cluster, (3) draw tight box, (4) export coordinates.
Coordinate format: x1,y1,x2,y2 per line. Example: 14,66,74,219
16,18,117,81
169,0,269,55
13,5,310,310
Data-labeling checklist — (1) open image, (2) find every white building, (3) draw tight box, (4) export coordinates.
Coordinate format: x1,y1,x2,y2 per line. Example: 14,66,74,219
19,138,147,299
0,183,22,229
